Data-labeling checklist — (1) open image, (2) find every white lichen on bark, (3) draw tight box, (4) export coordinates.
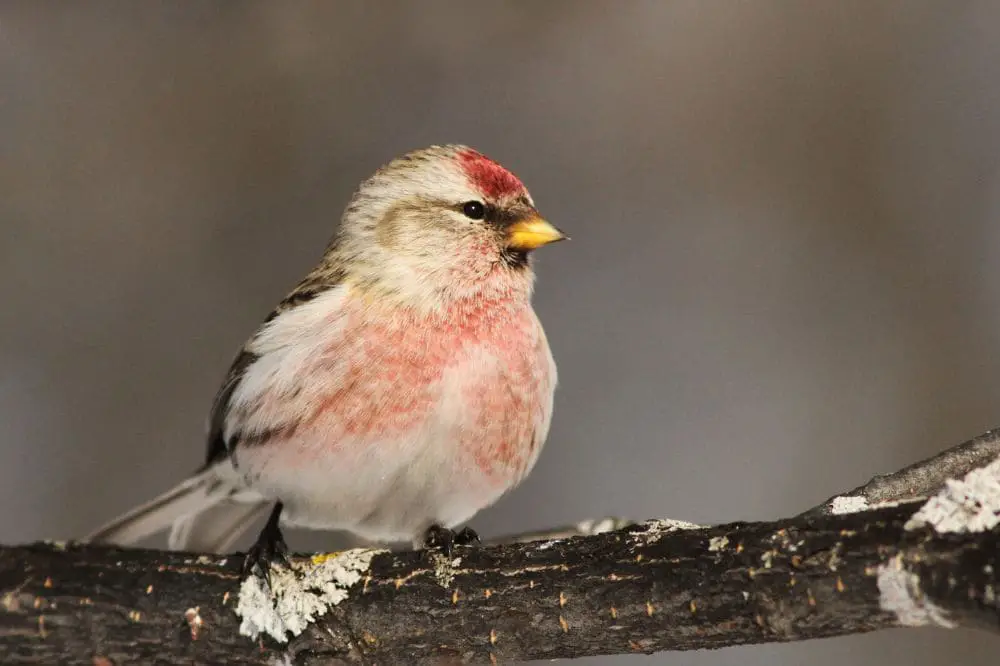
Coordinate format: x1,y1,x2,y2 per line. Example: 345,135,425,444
905,455,1000,533
236,548,384,642
431,554,462,588
876,554,955,628
830,495,869,514
639,518,702,542
574,518,630,535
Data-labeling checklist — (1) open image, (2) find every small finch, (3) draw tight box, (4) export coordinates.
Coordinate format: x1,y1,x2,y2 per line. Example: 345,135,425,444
88,145,566,574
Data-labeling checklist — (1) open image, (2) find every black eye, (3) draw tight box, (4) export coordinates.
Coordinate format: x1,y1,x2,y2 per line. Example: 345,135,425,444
462,201,485,220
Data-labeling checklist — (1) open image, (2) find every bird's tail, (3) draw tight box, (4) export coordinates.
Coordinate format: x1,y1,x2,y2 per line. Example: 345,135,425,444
86,466,270,553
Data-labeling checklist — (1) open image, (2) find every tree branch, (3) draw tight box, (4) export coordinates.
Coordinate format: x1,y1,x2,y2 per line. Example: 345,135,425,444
803,427,1000,518
3,429,1000,665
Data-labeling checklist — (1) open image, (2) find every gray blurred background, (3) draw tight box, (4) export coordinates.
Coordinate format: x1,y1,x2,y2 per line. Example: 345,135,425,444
2,1,999,664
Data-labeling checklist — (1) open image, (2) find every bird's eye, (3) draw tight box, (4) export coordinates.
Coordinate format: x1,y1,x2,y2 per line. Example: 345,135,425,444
462,201,486,220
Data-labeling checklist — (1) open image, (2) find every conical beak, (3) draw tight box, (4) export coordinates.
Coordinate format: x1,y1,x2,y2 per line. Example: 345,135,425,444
505,216,569,251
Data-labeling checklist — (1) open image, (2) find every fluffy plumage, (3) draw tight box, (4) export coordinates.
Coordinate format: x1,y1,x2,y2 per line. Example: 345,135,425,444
88,145,564,552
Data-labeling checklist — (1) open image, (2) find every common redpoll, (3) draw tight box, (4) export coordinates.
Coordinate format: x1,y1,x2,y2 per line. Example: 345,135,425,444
88,145,566,574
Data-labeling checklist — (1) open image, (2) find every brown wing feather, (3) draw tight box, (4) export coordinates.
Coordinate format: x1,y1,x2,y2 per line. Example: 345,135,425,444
203,259,347,467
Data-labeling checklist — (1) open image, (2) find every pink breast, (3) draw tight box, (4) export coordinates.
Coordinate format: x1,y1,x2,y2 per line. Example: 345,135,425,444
460,331,549,484
298,311,448,441
292,290,550,484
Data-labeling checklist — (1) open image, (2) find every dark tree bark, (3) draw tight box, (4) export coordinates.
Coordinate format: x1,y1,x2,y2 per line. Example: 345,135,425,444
2,430,1000,665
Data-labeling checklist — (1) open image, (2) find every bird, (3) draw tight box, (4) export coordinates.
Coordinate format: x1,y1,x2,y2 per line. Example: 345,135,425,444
87,144,567,578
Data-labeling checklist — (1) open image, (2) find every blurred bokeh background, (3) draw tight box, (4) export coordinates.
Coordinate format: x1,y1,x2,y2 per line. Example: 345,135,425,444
3,1,1000,664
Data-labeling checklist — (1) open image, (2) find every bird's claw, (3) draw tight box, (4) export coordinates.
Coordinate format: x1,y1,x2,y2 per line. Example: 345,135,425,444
242,504,290,588
242,534,290,588
423,525,480,557
454,526,481,547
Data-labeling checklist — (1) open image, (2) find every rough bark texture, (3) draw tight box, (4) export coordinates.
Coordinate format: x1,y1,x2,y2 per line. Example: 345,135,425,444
5,427,1000,665
1,503,998,665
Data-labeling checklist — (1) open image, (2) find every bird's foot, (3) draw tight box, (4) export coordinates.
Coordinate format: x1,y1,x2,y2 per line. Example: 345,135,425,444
423,524,480,557
242,502,290,588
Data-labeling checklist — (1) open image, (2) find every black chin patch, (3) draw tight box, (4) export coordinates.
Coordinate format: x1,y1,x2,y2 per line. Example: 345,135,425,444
502,249,530,268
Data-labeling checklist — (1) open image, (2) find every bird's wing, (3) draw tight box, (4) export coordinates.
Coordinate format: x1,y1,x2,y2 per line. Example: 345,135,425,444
204,348,259,466
204,262,348,467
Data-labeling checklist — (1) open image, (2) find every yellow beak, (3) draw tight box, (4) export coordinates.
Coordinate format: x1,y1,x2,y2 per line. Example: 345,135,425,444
505,216,568,251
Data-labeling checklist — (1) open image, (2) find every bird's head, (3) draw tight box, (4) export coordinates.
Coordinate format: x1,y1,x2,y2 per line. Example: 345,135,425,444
332,145,566,309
